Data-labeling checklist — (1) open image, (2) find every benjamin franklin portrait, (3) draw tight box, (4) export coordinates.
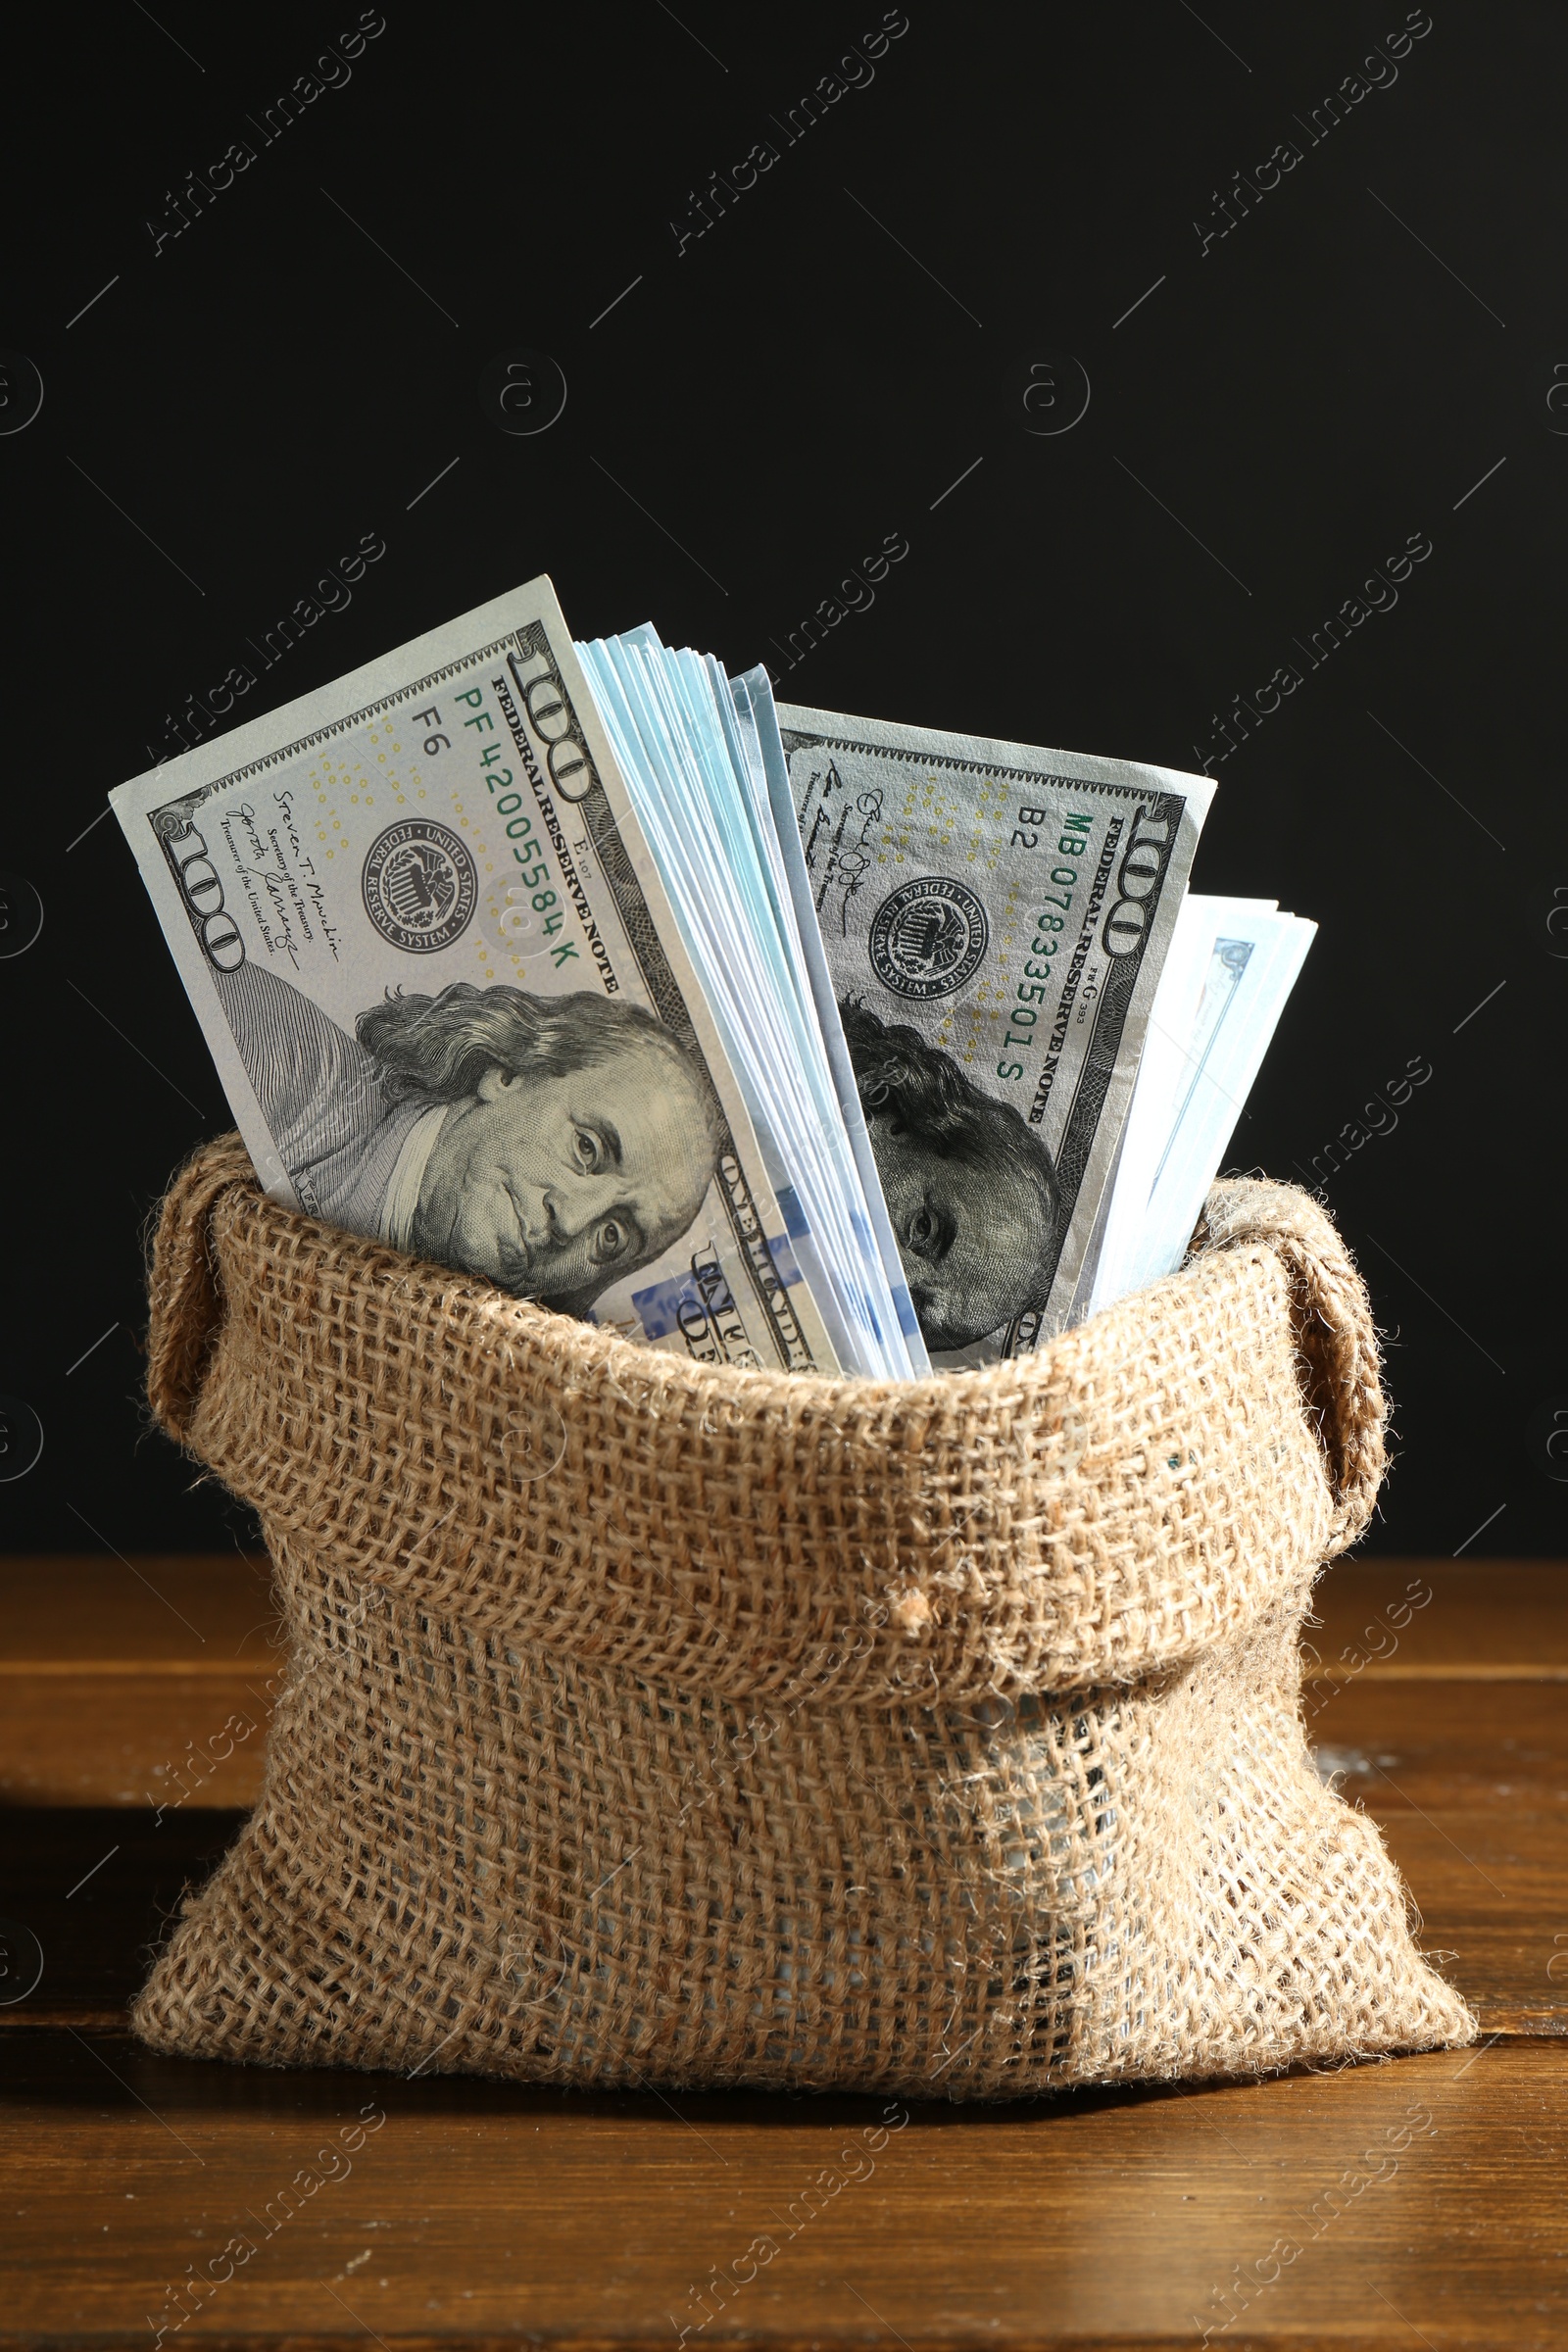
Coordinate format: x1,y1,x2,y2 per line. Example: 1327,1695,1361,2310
215,961,723,1315
841,999,1061,1351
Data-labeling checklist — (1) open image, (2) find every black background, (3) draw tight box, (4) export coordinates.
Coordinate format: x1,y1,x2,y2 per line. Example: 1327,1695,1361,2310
1,0,1562,1558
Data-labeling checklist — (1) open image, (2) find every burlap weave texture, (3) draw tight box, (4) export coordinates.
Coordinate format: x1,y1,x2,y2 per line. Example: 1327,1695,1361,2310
132,1134,1473,2094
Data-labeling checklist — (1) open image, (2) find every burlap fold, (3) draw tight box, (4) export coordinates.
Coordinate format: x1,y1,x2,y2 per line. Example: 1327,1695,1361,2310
132,1134,1473,2093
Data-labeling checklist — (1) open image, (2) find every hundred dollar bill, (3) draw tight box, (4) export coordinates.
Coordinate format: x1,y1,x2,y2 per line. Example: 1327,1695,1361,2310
776,702,1215,1364
111,577,842,1375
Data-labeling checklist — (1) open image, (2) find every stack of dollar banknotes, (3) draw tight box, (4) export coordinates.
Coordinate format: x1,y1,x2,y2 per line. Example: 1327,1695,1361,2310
112,577,1314,1379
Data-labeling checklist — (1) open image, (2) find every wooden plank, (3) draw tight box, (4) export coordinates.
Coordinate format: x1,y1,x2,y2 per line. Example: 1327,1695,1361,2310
1309,1559,1568,1677
2,1677,1562,2038
0,1556,278,1663
0,1559,278,1806
2,1605,1565,2032
1303,1671,1568,1798
6,1557,1561,1807
0,1809,247,2031
0,1670,273,1807
1303,1673,1568,2036
1,1562,1562,2343
0,2030,1560,2347
1,1794,1555,2044
8,1558,1561,1677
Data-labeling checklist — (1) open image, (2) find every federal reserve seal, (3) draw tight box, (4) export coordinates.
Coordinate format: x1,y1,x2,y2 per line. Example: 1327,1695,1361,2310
868,874,990,1000
362,820,477,954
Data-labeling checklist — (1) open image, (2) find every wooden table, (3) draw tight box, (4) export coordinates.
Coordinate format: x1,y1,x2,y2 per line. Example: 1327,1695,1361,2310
2,1555,1563,2348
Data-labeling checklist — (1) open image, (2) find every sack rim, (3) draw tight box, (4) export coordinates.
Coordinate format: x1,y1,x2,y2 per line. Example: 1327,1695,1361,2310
151,1131,1370,1425
141,1137,1385,1702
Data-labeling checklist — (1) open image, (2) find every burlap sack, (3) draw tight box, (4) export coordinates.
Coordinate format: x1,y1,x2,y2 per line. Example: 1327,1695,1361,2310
132,1134,1472,2094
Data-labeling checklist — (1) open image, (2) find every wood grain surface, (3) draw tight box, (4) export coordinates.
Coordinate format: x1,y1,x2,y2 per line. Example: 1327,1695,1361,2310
2,1557,1561,1807
0,2030,1561,2348
2,1555,1564,2346
0,1557,279,1808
